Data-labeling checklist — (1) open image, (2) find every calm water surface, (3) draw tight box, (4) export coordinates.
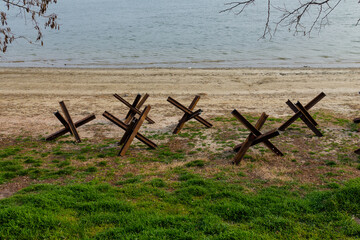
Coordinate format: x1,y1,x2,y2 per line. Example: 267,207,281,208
1,0,359,68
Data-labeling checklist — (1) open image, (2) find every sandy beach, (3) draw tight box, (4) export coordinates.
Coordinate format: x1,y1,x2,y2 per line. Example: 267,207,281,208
1,67,360,138
1,67,360,198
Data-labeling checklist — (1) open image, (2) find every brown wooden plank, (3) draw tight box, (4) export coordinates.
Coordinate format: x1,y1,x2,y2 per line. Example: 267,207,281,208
234,134,283,156
54,111,70,130
251,113,281,155
186,109,202,121
353,117,360,124
305,92,326,110
173,96,200,134
295,101,318,126
167,96,196,114
252,114,282,157
125,94,141,124
285,100,319,127
231,110,262,135
232,111,283,156
119,105,151,156
125,94,151,124
234,129,280,150
249,129,280,146
279,102,307,131
114,94,155,124
119,119,137,146
233,112,268,151
136,93,149,109
103,111,157,149
173,115,188,134
168,97,209,125
173,109,202,134
286,99,299,113
234,134,255,165
279,92,325,131
188,95,201,110
59,101,81,143
295,104,323,137
233,113,270,164
278,110,302,131
167,97,212,128
46,114,95,141
255,112,268,129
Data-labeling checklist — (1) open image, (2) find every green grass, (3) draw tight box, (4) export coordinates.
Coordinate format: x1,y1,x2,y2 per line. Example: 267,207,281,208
0,146,22,158
1,111,360,238
1,176,360,239
185,160,206,168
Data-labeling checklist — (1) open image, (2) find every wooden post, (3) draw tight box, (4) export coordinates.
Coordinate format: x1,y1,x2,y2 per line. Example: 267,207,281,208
46,101,96,142
295,101,323,137
232,110,283,156
173,96,200,134
232,110,282,164
114,94,155,124
124,94,142,124
118,106,152,156
279,92,326,131
46,114,95,141
167,96,212,134
234,134,256,165
59,101,81,143
103,111,157,149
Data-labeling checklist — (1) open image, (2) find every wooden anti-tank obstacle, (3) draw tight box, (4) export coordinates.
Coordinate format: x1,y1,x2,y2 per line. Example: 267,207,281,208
355,148,360,155
46,101,96,142
113,93,155,124
103,106,157,156
46,92,360,163
232,110,283,165
167,95,213,134
278,92,326,137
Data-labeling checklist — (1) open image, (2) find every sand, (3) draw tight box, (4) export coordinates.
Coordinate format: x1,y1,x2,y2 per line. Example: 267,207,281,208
1,67,360,138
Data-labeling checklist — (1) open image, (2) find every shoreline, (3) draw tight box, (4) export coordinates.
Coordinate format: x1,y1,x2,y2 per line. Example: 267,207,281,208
0,57,359,69
1,66,360,70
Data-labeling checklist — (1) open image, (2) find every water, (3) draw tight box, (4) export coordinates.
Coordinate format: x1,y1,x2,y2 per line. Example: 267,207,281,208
1,0,359,68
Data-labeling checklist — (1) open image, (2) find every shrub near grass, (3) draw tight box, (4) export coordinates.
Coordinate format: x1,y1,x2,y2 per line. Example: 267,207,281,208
1,177,360,239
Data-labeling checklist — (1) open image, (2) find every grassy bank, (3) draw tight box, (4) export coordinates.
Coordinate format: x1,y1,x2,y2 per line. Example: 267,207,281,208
1,176,360,239
1,110,360,239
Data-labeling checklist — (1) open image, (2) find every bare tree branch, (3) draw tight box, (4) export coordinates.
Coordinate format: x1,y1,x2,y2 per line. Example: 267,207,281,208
274,0,343,36
221,0,357,38
0,0,59,53
261,0,271,39
219,0,255,15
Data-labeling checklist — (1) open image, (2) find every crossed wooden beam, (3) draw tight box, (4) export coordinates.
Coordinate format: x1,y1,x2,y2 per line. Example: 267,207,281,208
46,101,96,142
103,106,157,156
278,92,326,137
113,93,155,124
167,95,213,134
232,110,283,165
